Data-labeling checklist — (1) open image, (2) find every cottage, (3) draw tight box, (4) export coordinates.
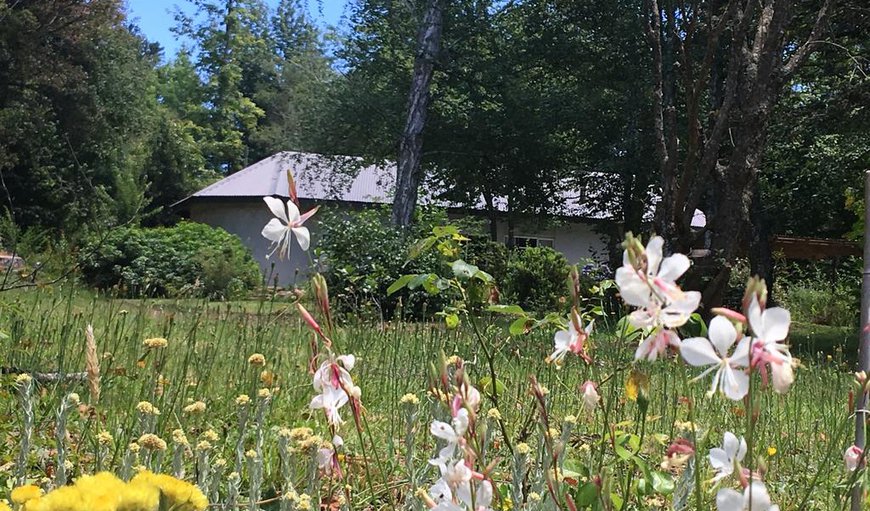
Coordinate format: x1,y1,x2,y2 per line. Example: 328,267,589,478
175,151,615,286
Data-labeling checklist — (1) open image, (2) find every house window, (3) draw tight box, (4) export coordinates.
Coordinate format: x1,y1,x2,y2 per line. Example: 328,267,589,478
506,236,555,249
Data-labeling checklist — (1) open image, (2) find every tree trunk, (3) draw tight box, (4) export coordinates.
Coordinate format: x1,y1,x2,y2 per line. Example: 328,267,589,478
391,0,444,227
748,183,776,304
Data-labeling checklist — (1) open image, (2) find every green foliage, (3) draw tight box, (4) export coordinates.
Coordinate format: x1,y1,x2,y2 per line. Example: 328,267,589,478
502,247,570,314
774,257,860,328
78,222,260,298
316,207,450,319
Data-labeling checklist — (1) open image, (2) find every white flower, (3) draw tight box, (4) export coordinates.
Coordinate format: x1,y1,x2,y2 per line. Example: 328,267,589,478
747,296,794,393
681,316,751,400
313,355,356,392
716,481,779,511
309,386,348,427
430,409,469,462
845,445,863,471
547,310,594,366
261,197,318,258
634,328,681,362
580,381,600,412
615,236,701,329
709,432,747,483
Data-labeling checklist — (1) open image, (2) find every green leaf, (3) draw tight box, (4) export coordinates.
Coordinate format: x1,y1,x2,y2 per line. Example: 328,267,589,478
444,313,460,329
651,472,675,494
407,273,431,290
509,317,530,336
387,274,414,295
574,482,599,507
473,269,494,283
451,259,479,279
478,376,507,395
409,236,437,260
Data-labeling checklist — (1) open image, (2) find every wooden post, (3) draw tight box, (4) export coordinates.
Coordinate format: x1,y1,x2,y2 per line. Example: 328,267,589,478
852,170,870,511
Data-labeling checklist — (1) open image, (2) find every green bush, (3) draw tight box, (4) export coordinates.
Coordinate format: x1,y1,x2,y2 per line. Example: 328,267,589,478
78,222,261,298
779,283,858,328
316,206,452,320
502,246,570,314
463,238,509,283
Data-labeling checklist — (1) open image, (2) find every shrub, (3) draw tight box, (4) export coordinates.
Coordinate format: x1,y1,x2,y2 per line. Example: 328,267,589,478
316,206,450,319
463,239,509,284
78,222,261,298
502,246,570,314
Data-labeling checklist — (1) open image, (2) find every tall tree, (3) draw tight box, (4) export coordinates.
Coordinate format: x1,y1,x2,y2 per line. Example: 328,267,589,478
645,0,835,306
392,0,444,227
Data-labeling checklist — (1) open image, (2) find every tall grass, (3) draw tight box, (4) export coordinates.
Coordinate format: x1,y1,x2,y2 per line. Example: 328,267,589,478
0,285,857,509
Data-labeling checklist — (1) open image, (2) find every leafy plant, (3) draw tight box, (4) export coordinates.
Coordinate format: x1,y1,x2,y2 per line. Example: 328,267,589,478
502,246,571,315
77,222,260,298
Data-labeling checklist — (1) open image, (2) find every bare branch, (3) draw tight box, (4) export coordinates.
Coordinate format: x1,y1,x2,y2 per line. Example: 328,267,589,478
784,0,835,76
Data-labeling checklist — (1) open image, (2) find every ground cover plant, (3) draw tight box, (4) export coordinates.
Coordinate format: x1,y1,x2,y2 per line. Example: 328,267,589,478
0,186,865,511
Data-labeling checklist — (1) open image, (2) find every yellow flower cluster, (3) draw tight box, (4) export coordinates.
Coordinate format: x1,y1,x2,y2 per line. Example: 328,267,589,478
183,401,206,414
8,471,206,511
142,337,168,349
247,353,266,366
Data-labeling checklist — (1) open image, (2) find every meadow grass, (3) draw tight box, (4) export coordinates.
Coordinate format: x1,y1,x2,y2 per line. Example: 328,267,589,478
0,285,860,509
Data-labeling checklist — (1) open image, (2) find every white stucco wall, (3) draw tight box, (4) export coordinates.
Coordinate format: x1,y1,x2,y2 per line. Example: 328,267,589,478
189,200,610,286
489,219,609,263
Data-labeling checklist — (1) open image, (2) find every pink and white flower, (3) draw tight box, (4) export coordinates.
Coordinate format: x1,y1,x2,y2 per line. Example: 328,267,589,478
261,196,318,258
547,309,594,366
681,316,751,400
747,296,795,394
845,445,863,472
309,385,348,427
580,380,600,412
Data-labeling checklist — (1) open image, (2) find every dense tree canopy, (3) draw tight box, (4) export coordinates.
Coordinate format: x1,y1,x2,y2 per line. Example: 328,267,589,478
0,0,864,277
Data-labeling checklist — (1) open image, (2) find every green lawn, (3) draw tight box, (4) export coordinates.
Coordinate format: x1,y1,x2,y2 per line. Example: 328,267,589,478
0,285,860,510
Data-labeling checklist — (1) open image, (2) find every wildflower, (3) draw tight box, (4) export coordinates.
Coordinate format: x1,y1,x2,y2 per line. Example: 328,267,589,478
258,388,272,399
172,429,189,446
138,433,168,451
615,235,700,329
196,441,212,451
528,492,542,502
401,393,421,405
299,435,324,451
716,481,779,511
709,432,746,483
309,385,349,427
131,471,208,511
680,316,751,400
261,196,318,257
516,443,531,455
635,328,682,362
128,442,142,453
580,380,600,412
487,408,502,420
289,427,313,441
430,408,470,462
183,401,206,414
235,394,251,406
662,438,695,471
767,446,777,457
11,485,42,505
0,501,10,511
119,479,161,511
143,337,169,349
245,449,258,459
845,445,863,471
201,429,219,442
136,401,160,416
547,308,594,366
248,353,266,366
15,373,32,384
746,296,795,394
97,431,114,445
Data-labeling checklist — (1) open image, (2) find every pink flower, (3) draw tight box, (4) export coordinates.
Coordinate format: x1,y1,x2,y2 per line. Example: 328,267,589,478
547,309,594,366
580,381,600,412
845,445,863,472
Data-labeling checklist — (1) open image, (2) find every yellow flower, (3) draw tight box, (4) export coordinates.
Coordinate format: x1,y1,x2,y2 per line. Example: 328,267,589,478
138,433,168,451
288,427,313,441
516,442,531,455
400,393,420,405
248,353,266,366
97,431,114,446
257,388,272,399
136,401,160,416
11,485,43,505
767,446,777,457
172,429,189,446
143,337,168,349
0,499,10,511
117,480,160,511
15,373,32,385
131,472,207,511
196,440,212,451
235,394,250,406
487,408,502,420
201,429,219,442
183,401,206,414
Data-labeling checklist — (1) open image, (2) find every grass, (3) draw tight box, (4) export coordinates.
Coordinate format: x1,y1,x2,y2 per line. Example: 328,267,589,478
0,284,861,510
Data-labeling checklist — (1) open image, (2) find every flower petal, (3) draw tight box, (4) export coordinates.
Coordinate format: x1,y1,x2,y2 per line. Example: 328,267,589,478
263,196,289,223
658,253,690,281
615,267,651,307
760,307,790,342
680,338,721,367
292,226,311,251
261,218,287,242
708,316,738,356
645,236,664,275
716,488,744,511
721,366,749,401
286,200,301,222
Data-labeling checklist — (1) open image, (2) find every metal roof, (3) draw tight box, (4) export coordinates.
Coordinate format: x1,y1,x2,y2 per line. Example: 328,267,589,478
181,151,704,225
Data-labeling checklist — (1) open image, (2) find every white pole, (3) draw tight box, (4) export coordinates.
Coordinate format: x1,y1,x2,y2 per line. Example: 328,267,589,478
852,170,870,511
